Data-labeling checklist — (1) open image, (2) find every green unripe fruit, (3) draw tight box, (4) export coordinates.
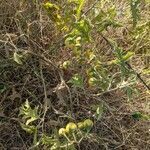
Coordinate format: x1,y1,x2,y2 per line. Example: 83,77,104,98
77,122,85,129
66,122,77,133
58,128,66,136
83,119,93,129
88,77,97,86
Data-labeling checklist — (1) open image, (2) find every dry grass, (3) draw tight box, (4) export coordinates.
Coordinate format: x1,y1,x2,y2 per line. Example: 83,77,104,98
0,0,150,150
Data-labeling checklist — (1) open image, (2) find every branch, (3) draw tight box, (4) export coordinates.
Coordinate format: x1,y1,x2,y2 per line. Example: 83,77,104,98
100,33,150,90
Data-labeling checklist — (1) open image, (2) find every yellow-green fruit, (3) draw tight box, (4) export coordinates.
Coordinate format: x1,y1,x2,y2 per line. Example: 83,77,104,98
62,61,71,69
77,122,85,129
88,77,97,86
83,119,93,128
58,128,66,136
66,122,77,133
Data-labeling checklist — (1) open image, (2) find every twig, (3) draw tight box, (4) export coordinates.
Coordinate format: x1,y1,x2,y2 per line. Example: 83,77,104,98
40,63,48,131
125,63,150,90
91,81,136,97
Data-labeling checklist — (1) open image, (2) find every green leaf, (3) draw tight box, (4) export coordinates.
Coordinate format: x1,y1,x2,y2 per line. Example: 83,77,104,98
111,51,134,65
21,123,36,134
123,51,135,61
132,112,150,120
95,105,103,120
65,18,92,49
142,69,150,75
43,2,64,27
130,0,141,27
13,52,23,65
43,2,59,12
19,100,39,125
76,0,85,19
75,19,92,41
42,134,59,146
132,111,143,120
126,86,133,101
68,74,83,88
0,83,7,93
93,6,122,32
68,0,85,19
92,104,104,120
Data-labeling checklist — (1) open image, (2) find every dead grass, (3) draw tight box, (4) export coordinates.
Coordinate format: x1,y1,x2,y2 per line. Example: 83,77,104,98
0,0,150,150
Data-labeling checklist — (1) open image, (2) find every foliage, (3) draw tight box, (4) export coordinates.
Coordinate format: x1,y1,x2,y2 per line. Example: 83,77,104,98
1,0,150,149
17,0,149,148
130,0,141,27
20,100,94,149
